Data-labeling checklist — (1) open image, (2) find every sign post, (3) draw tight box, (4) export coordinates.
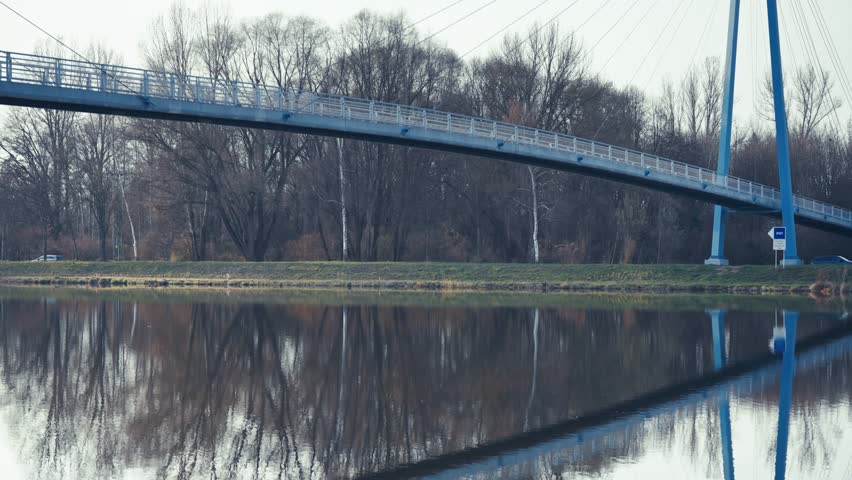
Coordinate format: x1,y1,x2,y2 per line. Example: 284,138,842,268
768,227,787,269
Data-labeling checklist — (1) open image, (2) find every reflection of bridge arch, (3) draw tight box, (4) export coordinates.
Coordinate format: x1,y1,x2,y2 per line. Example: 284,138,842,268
1,51,850,237
357,314,849,480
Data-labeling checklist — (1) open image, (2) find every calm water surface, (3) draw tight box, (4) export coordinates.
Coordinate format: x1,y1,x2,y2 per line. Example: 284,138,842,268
0,288,850,479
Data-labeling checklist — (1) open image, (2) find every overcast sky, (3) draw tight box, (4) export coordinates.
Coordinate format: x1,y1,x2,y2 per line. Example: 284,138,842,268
1,0,851,128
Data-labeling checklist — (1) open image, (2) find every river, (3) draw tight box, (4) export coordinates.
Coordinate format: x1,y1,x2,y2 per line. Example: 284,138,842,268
0,287,850,479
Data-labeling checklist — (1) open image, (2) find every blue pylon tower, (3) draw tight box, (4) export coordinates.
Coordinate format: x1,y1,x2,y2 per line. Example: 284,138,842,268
705,0,803,266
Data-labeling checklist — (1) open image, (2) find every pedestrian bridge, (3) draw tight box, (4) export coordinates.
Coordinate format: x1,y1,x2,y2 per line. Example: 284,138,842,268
1,50,850,236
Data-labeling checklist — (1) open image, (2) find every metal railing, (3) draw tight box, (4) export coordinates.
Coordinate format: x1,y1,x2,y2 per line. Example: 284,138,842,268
2,50,850,226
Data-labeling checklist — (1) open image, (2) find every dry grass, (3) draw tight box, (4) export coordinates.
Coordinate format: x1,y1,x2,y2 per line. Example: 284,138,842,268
0,261,849,294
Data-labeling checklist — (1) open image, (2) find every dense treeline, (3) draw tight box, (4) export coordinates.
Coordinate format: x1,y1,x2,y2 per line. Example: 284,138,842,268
0,5,850,263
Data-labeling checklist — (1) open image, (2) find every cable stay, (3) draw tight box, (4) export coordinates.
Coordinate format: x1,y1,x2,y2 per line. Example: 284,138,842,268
458,0,553,59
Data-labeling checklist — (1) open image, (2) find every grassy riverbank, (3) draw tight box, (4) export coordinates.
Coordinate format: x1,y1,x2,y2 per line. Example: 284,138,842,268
0,261,848,295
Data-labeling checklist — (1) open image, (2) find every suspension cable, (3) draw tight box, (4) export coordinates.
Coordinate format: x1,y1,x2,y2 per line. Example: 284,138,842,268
566,0,663,134
474,0,581,59
637,0,696,92
417,0,498,46
591,0,690,140
408,0,468,30
458,0,552,59
803,0,852,110
685,0,722,75
587,0,643,53
785,0,844,134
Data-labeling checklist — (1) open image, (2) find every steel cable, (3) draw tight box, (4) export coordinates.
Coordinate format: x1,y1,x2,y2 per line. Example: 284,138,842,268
636,0,697,92
416,0,499,46
408,0,468,30
458,0,552,59
592,0,693,140
785,0,844,134
804,0,852,111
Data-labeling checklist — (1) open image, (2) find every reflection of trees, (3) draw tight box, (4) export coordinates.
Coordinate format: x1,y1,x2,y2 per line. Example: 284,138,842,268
749,349,852,475
0,296,847,479
0,299,129,479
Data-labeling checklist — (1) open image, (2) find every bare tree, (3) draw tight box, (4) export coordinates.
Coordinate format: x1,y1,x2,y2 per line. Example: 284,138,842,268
116,146,138,260
701,57,722,139
336,138,348,260
0,107,76,259
76,44,124,260
475,24,588,262
77,112,120,260
333,11,460,260
143,2,213,260
758,71,794,125
144,2,194,74
791,65,841,141
681,67,702,141
140,6,316,261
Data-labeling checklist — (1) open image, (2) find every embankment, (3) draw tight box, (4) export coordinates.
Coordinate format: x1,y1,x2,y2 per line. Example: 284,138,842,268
0,261,848,295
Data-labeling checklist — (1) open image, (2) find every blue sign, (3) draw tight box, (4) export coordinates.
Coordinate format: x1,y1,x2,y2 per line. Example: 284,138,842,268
773,227,786,240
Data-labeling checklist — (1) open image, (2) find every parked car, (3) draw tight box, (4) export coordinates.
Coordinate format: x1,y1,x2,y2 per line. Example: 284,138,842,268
31,255,65,262
811,255,852,265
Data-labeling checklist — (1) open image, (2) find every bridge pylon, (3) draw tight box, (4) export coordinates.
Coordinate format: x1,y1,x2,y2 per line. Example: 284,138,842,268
706,0,802,266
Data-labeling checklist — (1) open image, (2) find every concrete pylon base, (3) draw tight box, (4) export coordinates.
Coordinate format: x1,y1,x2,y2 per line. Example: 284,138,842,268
704,257,730,266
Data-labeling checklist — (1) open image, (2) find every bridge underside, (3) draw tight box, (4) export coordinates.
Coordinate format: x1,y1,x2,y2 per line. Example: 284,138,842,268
1,83,849,237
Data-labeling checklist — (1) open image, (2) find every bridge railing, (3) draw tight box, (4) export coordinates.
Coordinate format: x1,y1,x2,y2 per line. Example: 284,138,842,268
2,50,850,226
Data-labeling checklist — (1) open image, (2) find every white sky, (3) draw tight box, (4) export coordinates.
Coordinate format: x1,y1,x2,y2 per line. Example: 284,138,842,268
1,0,851,128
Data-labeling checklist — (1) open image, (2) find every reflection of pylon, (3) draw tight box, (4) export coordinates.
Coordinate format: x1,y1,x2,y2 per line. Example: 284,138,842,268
769,309,786,354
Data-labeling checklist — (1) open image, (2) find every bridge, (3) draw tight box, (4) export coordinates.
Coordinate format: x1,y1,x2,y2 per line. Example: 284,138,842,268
1,50,850,240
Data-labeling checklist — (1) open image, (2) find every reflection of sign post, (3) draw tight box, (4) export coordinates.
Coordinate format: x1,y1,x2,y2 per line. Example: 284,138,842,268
768,227,786,268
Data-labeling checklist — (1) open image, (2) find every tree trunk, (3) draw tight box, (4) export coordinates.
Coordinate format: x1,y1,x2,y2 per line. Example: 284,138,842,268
337,138,348,261
317,214,332,261
335,307,348,441
656,207,663,263
524,308,539,431
67,211,79,260
120,177,138,260
42,221,48,260
99,220,108,261
528,166,540,263
112,210,122,260
186,190,212,261
199,191,209,259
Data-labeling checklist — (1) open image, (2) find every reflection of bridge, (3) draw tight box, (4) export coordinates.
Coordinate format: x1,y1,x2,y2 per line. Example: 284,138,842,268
1,50,851,240
357,312,849,480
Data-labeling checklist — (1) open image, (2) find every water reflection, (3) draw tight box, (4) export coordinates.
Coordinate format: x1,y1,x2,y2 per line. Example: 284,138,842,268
711,308,797,480
0,292,849,479
708,309,734,480
774,311,797,480
403,308,847,480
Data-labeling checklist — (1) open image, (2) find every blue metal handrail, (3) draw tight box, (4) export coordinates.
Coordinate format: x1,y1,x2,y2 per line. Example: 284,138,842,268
1,50,850,227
